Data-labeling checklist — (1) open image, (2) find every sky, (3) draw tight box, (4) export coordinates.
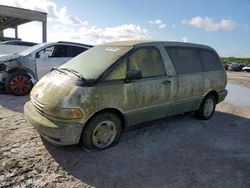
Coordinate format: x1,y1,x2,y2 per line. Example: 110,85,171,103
0,0,250,57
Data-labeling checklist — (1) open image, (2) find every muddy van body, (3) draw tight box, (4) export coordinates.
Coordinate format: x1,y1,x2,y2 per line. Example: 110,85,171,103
24,41,227,150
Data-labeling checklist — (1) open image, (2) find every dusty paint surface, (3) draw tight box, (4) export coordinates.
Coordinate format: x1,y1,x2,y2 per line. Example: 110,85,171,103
26,41,228,145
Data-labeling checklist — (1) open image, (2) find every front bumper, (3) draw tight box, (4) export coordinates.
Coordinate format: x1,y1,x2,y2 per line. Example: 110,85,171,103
24,101,83,146
218,89,228,103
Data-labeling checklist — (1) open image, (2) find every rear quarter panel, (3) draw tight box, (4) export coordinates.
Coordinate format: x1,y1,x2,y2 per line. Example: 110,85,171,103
203,69,227,95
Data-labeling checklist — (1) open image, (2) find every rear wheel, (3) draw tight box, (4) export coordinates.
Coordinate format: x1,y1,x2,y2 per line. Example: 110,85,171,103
5,72,33,96
196,94,216,120
81,112,122,150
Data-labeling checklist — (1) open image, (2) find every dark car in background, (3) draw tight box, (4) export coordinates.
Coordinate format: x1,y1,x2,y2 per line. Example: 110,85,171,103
228,63,245,71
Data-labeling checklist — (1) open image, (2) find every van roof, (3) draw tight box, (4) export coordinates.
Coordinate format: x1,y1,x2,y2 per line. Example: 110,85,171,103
102,40,214,51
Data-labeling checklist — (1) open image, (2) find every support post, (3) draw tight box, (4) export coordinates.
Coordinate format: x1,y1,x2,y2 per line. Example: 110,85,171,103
0,30,3,39
42,20,47,42
15,26,18,39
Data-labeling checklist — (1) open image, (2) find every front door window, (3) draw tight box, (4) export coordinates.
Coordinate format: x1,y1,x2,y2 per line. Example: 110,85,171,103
35,45,71,79
129,47,165,78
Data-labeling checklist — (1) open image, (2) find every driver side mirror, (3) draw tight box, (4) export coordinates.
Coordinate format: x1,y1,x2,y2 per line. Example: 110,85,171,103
125,69,142,83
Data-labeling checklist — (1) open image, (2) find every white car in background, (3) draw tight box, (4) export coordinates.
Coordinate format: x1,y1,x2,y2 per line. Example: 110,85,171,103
0,41,93,95
242,65,250,72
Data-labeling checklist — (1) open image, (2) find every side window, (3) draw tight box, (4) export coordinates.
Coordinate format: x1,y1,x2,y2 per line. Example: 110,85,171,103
106,58,127,80
52,45,68,57
129,47,165,78
37,46,55,58
165,47,201,74
68,46,87,57
199,49,222,71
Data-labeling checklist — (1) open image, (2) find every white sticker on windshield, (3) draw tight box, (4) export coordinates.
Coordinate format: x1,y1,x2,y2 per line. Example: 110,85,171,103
105,47,119,52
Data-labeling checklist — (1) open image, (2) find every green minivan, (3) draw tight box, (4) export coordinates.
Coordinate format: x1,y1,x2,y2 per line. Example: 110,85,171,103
24,41,227,150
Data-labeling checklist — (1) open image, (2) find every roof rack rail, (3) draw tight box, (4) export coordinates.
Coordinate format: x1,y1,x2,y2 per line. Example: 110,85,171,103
57,41,93,48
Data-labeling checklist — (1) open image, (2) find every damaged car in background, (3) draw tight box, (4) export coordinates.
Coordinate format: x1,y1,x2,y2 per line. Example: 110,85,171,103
24,40,228,151
0,41,93,95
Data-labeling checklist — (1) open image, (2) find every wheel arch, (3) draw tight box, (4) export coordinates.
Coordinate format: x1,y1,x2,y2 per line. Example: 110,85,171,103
195,90,218,120
84,108,126,130
7,68,37,84
202,90,219,104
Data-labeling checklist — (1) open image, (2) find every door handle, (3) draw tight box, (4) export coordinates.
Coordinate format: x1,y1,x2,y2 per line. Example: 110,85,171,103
162,79,171,85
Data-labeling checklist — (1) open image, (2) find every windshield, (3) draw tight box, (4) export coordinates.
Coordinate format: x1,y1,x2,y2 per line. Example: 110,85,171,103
18,43,49,56
60,45,132,80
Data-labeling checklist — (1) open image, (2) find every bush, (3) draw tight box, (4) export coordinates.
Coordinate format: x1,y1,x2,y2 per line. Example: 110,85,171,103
221,57,250,64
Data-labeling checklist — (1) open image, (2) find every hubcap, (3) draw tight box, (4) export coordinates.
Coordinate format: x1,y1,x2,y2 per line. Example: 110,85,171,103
92,120,117,149
10,76,30,95
203,98,214,117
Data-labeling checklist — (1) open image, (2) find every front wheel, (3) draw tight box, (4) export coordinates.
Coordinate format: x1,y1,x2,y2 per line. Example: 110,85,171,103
81,112,122,150
196,94,216,120
5,72,33,96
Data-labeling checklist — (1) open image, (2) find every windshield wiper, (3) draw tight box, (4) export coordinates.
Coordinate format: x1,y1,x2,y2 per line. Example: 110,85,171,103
51,67,84,80
51,67,67,74
60,68,84,80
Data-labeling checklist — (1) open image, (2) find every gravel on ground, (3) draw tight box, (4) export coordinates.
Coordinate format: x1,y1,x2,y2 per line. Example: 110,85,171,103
0,71,250,188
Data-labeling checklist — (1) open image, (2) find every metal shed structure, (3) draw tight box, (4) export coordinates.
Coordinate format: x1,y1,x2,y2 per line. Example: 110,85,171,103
0,5,47,42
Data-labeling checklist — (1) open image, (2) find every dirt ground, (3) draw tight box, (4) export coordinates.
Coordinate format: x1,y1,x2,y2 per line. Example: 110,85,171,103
227,71,250,88
1,71,250,188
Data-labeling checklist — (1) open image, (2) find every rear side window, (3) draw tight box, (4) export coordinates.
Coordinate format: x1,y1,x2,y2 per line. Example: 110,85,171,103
52,45,68,57
198,49,222,71
68,46,87,57
50,45,86,58
129,47,165,78
165,47,201,74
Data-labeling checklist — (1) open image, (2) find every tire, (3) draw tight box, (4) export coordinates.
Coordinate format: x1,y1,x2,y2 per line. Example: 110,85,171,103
81,112,122,150
5,72,33,96
196,94,216,120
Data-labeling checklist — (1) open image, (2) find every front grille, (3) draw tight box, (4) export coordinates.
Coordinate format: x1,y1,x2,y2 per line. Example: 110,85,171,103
31,97,45,114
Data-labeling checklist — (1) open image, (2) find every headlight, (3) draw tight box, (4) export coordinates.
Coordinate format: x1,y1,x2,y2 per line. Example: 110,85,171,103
31,97,83,120
44,106,83,119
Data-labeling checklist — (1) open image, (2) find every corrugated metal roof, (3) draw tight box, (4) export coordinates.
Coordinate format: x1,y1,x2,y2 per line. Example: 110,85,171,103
0,5,47,30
